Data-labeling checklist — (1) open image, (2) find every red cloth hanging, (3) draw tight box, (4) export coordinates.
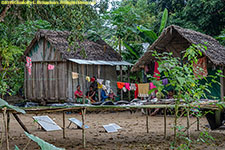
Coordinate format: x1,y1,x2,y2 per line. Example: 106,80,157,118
193,57,208,78
153,61,160,80
134,83,138,98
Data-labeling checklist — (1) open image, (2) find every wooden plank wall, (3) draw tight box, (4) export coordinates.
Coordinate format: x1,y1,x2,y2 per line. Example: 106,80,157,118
25,38,118,103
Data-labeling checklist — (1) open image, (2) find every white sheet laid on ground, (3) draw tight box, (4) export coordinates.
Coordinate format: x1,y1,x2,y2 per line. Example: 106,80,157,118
108,123,122,130
33,116,62,131
68,118,89,129
103,124,118,133
103,123,122,133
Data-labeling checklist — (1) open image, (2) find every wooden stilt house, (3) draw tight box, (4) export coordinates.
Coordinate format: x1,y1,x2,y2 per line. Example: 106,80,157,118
24,30,132,103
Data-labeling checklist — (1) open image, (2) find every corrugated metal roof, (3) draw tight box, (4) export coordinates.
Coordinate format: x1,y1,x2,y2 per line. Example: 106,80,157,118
67,58,133,66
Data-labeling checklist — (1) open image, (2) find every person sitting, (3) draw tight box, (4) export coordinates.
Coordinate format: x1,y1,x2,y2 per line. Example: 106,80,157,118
74,85,89,104
108,89,117,101
101,85,108,102
90,76,98,92
86,85,96,103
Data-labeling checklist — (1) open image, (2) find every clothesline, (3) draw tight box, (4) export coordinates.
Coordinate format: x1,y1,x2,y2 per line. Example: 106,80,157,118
24,57,171,97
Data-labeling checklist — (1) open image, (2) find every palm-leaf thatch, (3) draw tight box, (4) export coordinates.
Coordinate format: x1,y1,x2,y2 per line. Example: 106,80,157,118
132,25,225,71
24,30,122,61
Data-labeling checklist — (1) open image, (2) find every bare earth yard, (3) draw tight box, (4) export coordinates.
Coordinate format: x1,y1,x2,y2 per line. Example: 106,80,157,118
1,111,225,150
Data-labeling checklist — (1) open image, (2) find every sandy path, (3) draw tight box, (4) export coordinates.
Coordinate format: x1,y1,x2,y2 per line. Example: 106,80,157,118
0,111,225,150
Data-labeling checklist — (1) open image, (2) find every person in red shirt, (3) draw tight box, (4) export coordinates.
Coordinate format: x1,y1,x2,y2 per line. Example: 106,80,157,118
74,85,83,103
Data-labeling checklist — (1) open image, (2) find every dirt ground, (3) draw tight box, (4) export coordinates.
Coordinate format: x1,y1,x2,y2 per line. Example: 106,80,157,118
1,110,225,150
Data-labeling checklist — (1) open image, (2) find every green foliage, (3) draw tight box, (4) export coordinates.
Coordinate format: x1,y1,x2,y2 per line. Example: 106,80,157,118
0,98,25,114
159,8,168,35
151,44,220,148
14,132,65,150
0,39,24,96
197,131,215,145
168,0,225,36
216,28,225,46
137,8,168,45
13,19,51,49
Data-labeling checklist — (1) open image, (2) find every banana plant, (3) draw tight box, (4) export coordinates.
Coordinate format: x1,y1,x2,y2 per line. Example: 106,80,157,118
137,8,168,44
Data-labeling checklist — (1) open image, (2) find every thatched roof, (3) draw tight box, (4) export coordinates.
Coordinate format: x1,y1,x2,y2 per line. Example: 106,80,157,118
24,30,122,61
132,25,225,71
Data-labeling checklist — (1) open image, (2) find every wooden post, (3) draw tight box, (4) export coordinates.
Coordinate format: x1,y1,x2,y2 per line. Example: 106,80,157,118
128,66,131,101
187,107,190,139
98,65,101,101
220,66,224,101
197,117,200,131
146,109,149,133
12,113,30,133
120,66,123,100
174,102,178,143
55,62,59,100
81,108,86,148
2,107,9,150
164,108,167,139
63,111,66,139
24,62,27,99
82,64,85,104
7,112,10,139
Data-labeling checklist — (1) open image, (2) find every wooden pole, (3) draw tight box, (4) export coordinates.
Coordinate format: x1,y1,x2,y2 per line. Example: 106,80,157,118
82,64,85,104
63,111,66,139
164,108,167,139
146,109,149,133
98,65,101,102
7,112,10,139
120,66,123,100
174,102,178,144
118,36,123,101
12,113,30,133
2,107,9,150
81,108,86,148
187,107,190,139
220,66,224,101
197,117,200,131
128,66,131,101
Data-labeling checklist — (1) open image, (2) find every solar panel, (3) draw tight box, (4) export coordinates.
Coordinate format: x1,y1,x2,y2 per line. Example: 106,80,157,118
103,124,118,133
33,116,62,131
68,118,89,129
108,123,122,130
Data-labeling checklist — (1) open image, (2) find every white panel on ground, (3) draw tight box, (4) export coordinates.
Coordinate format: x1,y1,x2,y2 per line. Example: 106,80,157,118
33,116,62,131
103,124,118,133
108,123,122,130
68,118,89,129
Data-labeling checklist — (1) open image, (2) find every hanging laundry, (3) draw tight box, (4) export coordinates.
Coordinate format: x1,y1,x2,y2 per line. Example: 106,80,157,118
97,82,103,89
193,57,208,78
149,82,156,89
130,83,136,91
122,87,127,92
72,72,79,79
138,83,149,97
105,80,111,94
149,82,157,95
26,56,32,75
134,83,138,98
86,76,90,82
153,61,160,80
117,82,125,89
48,64,55,70
97,79,104,85
91,77,95,82
125,83,130,91
162,78,168,85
